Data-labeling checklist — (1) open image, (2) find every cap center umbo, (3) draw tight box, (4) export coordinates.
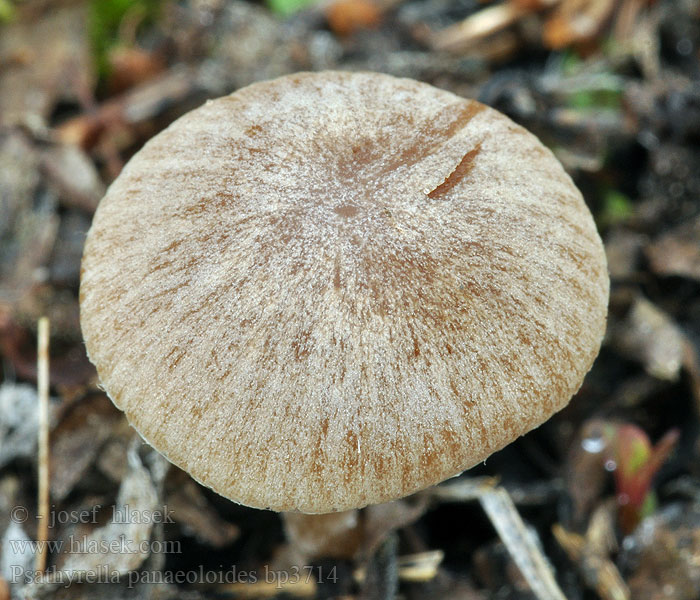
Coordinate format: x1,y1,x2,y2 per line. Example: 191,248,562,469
333,204,359,218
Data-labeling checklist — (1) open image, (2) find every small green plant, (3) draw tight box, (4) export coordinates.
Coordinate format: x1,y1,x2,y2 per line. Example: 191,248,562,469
602,423,679,533
598,189,634,228
566,88,622,111
266,0,320,17
89,0,163,82
0,0,16,23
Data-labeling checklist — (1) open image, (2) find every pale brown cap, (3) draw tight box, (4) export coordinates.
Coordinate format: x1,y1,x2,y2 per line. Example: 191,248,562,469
80,71,609,513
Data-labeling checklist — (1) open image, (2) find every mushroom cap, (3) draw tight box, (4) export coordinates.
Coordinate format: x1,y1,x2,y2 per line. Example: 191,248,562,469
80,71,608,513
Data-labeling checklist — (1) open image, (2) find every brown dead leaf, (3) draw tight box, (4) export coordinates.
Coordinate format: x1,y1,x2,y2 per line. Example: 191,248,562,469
0,307,96,388
107,46,167,95
55,66,203,156
96,435,134,485
604,229,648,281
363,497,429,557
543,0,616,50
646,216,700,283
325,0,382,37
0,2,94,127
431,2,529,52
621,503,700,600
284,510,362,560
165,472,239,549
553,508,630,600
50,394,124,501
280,497,428,565
611,296,685,381
0,383,56,468
59,446,159,579
41,145,105,214
0,131,58,304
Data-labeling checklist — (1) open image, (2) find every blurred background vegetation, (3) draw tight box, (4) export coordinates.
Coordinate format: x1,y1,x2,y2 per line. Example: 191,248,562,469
0,1,699,599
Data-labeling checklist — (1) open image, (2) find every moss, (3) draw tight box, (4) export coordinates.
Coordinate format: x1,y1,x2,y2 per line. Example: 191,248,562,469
89,0,163,82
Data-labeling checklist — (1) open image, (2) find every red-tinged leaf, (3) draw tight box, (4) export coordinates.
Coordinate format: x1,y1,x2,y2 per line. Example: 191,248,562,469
616,424,652,479
602,423,680,532
641,428,681,482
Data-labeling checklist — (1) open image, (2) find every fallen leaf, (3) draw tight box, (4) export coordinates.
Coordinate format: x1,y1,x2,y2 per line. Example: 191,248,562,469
0,3,94,127
646,216,700,283
325,0,382,37
621,503,700,600
363,497,429,557
0,383,57,468
0,131,58,304
59,446,160,579
543,0,616,50
107,46,166,95
604,229,648,281
612,296,685,381
0,521,34,589
283,510,362,560
41,145,105,214
553,510,630,600
165,473,239,549
50,394,124,501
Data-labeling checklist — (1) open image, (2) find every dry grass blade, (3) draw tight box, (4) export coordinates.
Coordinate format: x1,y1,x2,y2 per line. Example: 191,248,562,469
212,578,317,598
397,550,444,582
35,316,50,573
478,487,566,600
431,0,560,52
355,549,445,584
543,0,616,49
433,479,566,600
552,523,630,600
431,2,528,52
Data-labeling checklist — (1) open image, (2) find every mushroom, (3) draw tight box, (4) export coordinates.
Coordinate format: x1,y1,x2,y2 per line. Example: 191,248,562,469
80,71,609,514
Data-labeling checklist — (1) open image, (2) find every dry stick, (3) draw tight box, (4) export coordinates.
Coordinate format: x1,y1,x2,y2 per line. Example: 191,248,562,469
431,0,561,52
432,478,567,600
431,2,528,51
479,487,566,600
35,317,50,573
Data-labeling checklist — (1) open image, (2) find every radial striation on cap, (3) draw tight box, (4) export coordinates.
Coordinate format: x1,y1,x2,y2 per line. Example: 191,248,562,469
80,71,609,513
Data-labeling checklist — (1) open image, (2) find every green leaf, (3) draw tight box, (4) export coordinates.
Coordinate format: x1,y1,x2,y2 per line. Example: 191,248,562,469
0,0,15,23
89,0,163,81
559,49,583,76
567,89,622,110
266,0,320,17
639,490,657,519
599,189,634,227
626,435,651,476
